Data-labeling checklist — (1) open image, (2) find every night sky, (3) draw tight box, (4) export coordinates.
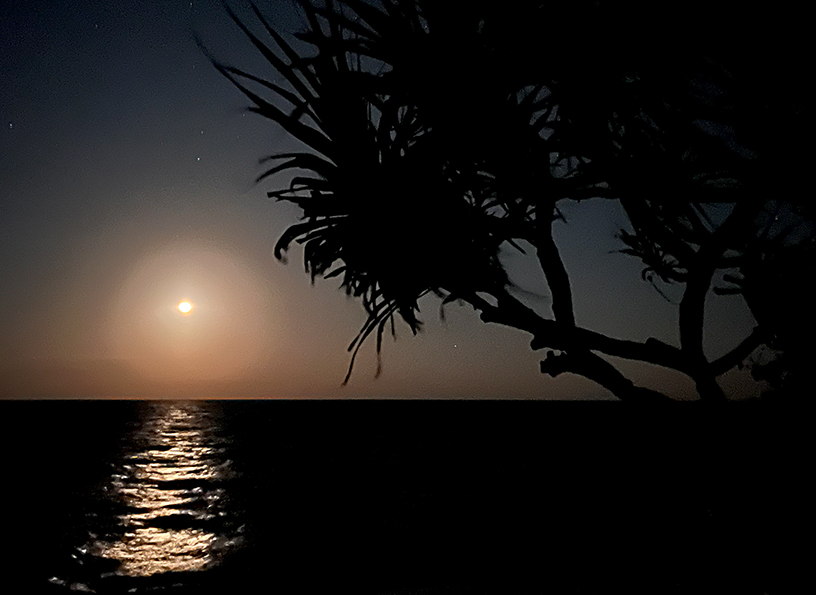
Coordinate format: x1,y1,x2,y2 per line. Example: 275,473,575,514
1,0,761,399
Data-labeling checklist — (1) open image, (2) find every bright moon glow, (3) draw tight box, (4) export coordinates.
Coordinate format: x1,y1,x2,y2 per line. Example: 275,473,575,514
178,301,192,314
108,243,276,386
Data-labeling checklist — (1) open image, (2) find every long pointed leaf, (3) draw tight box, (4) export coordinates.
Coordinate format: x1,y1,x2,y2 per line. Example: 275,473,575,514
255,153,336,184
274,219,335,260
223,2,317,105
224,65,322,127
249,1,322,94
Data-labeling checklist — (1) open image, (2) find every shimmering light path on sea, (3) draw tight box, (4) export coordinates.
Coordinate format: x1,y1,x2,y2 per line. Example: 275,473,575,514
48,402,244,592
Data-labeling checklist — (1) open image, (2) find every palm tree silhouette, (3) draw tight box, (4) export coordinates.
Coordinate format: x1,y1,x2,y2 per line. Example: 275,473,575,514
201,1,811,400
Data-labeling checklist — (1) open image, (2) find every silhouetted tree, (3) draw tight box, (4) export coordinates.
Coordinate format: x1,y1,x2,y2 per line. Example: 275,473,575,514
202,1,811,400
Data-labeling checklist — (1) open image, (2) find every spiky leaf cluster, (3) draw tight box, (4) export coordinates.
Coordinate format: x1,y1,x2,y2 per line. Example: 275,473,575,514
205,1,811,394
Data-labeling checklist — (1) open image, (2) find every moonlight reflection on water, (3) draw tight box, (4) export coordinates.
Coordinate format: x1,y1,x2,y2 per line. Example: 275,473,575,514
86,402,242,580
13,402,787,594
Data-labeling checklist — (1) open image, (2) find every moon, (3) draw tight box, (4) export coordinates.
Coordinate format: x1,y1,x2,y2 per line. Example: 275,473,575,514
178,301,193,314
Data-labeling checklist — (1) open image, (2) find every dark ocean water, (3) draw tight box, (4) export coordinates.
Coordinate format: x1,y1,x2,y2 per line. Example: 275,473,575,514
0,401,803,594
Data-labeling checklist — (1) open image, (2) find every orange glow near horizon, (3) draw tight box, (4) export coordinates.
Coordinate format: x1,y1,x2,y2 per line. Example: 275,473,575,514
104,242,277,386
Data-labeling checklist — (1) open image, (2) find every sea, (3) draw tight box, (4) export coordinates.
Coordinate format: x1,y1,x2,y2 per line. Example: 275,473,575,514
0,400,801,594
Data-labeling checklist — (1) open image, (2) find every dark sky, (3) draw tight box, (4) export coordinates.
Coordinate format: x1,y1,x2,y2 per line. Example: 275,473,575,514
0,0,760,399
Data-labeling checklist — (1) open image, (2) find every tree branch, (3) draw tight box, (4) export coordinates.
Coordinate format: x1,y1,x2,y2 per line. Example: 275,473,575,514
679,202,758,400
463,289,689,378
540,350,673,402
467,285,676,400
535,216,576,327
709,326,767,377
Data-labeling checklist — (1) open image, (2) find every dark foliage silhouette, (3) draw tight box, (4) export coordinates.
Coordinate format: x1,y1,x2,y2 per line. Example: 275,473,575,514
203,1,811,400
